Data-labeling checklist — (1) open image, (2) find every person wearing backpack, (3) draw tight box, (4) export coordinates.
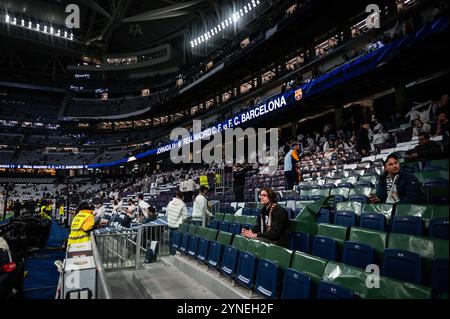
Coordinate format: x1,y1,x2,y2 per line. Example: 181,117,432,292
166,191,188,255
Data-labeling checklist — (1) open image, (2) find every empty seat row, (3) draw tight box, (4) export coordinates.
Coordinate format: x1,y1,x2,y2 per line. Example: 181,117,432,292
172,224,438,299
288,223,448,292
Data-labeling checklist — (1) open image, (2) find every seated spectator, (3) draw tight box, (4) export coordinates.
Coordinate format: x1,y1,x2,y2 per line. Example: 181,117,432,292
412,118,431,137
406,132,443,161
432,111,449,140
370,153,422,204
241,187,289,247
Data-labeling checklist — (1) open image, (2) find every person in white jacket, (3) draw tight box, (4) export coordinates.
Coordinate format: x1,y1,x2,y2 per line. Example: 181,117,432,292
166,191,188,255
192,186,212,226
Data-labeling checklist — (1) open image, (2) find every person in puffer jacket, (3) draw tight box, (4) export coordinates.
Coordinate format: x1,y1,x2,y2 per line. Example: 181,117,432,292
166,191,188,255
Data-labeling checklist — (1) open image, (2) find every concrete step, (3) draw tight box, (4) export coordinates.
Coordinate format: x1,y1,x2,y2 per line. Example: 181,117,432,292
132,258,220,299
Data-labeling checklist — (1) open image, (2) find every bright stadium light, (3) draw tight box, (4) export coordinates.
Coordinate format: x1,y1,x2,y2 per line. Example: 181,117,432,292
36,23,40,31
12,17,17,25
5,14,10,23
43,25,47,33
28,21,32,28
50,27,54,34
21,19,24,26
191,0,262,47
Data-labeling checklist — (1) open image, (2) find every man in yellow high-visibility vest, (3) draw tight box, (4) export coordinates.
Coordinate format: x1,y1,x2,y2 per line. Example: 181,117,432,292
67,202,95,246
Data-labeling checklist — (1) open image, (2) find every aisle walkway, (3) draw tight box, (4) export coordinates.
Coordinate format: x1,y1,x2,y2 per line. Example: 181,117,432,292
23,220,68,299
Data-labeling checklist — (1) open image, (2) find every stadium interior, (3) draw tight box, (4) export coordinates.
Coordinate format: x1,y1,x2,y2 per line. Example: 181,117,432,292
0,0,449,303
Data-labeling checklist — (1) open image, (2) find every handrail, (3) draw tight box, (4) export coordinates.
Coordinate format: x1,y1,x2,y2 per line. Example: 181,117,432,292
90,233,113,299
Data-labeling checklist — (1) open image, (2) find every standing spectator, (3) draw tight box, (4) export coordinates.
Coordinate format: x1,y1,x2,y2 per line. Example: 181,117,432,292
283,143,301,190
166,191,188,255
233,164,247,202
356,122,371,156
192,186,212,226
185,176,195,203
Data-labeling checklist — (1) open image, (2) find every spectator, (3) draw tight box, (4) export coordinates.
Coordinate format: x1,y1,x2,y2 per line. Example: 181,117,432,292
137,194,154,223
241,188,289,248
434,94,449,118
370,153,422,204
356,122,371,156
185,175,195,203
67,202,95,245
93,201,106,224
166,191,188,255
432,111,449,139
406,132,443,161
284,142,301,190
192,185,212,226
412,118,431,137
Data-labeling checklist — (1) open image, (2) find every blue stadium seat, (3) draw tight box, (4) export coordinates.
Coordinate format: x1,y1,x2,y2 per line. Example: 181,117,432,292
310,195,325,201
225,207,235,214
179,233,190,254
334,210,357,228
208,220,218,229
196,238,211,263
220,246,240,278
392,215,423,236
348,195,369,204
289,232,310,253
235,252,259,289
187,235,200,257
242,208,252,216
207,241,224,269
255,259,282,298
337,182,352,188
218,221,230,232
359,213,386,231
355,181,372,187
312,236,337,261
171,230,181,251
229,222,242,235
431,259,449,294
316,208,331,224
322,184,336,189
252,208,260,216
317,281,355,299
281,269,312,299
298,195,310,201
342,241,375,269
382,249,422,284
429,218,449,240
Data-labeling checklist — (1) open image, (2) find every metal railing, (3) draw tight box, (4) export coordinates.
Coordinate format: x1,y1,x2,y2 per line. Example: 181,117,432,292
90,234,112,299
93,223,170,271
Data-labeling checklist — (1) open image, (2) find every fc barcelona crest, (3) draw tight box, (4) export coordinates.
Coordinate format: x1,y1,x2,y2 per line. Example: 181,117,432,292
294,88,303,101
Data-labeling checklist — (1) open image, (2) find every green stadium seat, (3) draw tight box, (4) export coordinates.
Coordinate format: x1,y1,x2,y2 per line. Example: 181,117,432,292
341,176,358,185
358,175,378,185
231,235,249,252
322,261,433,299
395,204,449,228
187,225,198,235
317,223,348,246
294,220,318,235
234,215,244,224
426,159,449,170
179,223,188,233
336,201,363,216
414,170,449,183
223,214,235,223
215,213,225,221
349,227,387,256
387,233,449,260
243,216,258,226
290,251,327,284
362,203,394,223
311,188,330,197
330,187,350,198
349,187,373,197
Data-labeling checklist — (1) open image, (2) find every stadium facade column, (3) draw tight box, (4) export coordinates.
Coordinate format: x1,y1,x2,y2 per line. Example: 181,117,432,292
290,122,299,139
394,83,407,114
335,105,344,129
